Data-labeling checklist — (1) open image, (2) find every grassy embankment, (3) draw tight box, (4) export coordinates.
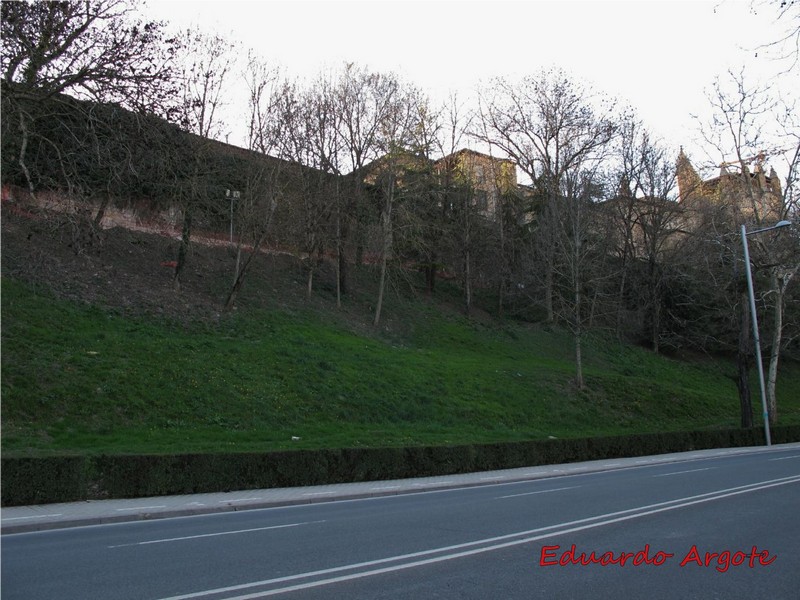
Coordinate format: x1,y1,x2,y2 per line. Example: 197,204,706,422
3,278,799,457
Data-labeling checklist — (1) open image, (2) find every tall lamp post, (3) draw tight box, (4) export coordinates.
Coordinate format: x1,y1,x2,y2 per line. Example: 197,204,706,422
740,219,792,446
227,189,241,243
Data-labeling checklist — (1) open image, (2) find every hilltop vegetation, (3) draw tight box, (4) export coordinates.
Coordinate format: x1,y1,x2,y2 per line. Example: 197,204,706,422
3,211,799,458
2,1,798,461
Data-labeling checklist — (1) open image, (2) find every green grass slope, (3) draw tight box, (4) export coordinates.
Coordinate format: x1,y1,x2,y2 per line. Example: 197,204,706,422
4,278,798,457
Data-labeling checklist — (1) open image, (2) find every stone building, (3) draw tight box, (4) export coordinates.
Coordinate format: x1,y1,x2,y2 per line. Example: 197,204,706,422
361,148,520,220
676,148,783,224
433,149,518,218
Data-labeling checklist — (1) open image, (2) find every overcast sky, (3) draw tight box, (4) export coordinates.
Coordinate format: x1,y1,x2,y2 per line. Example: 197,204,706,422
140,0,796,172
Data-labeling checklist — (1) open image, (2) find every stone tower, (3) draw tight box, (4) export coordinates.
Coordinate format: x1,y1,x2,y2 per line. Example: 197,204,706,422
675,149,783,223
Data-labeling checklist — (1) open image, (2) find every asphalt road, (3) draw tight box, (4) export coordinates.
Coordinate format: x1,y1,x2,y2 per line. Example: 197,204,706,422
3,447,799,599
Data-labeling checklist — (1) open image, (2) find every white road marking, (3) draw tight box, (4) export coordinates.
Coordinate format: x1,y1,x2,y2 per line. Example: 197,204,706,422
153,474,800,600
651,467,714,478
1,514,63,521
496,486,580,499
769,454,800,461
108,520,325,548
220,498,263,503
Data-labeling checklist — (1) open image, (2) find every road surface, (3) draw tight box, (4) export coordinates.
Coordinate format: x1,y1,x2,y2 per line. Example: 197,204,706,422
3,446,799,599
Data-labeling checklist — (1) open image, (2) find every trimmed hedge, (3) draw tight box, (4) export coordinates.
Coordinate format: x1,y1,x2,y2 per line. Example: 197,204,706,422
3,425,799,506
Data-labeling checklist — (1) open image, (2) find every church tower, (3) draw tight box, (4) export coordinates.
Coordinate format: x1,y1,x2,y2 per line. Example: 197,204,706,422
676,148,702,203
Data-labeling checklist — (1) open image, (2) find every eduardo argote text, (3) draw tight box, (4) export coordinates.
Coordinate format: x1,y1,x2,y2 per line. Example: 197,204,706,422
539,544,776,573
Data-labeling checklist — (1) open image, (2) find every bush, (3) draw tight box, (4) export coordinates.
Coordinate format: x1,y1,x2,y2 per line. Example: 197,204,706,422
1,456,89,505
3,426,799,506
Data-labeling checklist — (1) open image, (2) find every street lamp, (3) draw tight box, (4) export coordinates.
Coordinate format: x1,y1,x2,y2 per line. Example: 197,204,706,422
740,219,792,446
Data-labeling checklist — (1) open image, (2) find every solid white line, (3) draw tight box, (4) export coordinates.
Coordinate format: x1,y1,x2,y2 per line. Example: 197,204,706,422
496,486,580,499
1,514,63,521
153,474,800,600
651,467,713,478
108,520,325,548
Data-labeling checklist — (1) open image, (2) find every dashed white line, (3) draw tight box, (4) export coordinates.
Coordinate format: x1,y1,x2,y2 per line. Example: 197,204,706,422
1,514,63,521
108,520,325,548
652,467,714,478
497,486,580,499
769,455,800,461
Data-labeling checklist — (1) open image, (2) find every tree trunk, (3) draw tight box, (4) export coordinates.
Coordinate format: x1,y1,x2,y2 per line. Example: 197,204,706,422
766,269,787,426
463,245,472,316
573,232,584,390
224,199,277,310
647,258,662,353
93,191,111,229
233,245,242,286
374,180,394,327
737,292,754,429
335,207,342,308
575,324,584,390
17,111,35,195
374,256,387,326
544,259,554,323
306,262,314,300
424,262,436,295
463,201,472,316
497,280,505,318
173,207,193,292
338,223,349,297
543,196,557,323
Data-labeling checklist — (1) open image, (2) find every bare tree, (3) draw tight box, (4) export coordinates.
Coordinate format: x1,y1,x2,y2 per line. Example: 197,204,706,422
331,64,403,298
609,120,683,352
170,26,238,291
371,86,434,326
475,68,619,325
696,69,799,424
272,72,342,301
751,0,800,68
475,68,619,386
1,0,177,112
432,94,474,309
221,53,287,310
1,0,178,247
